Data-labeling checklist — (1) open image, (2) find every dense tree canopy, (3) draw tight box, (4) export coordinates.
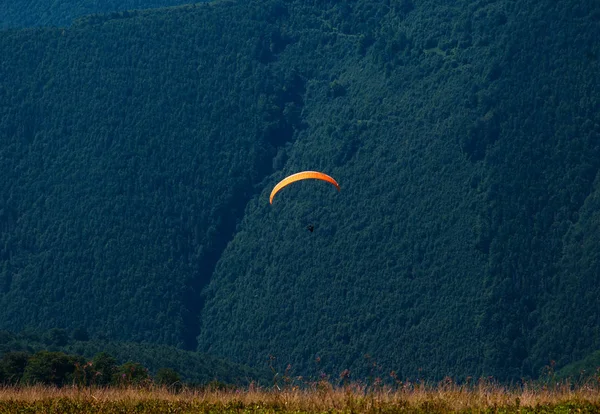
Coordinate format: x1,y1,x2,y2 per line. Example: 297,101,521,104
1,0,599,382
0,1,303,350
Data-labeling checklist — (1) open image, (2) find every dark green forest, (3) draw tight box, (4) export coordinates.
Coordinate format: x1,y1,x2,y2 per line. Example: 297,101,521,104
1,0,599,383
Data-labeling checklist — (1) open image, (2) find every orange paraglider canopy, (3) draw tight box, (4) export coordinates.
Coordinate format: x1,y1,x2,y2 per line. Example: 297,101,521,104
270,171,340,204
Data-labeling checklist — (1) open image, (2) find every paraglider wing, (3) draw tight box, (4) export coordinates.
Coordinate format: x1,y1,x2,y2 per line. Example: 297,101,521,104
269,171,340,204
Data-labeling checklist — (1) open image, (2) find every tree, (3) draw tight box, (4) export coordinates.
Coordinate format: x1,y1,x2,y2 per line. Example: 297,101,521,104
22,351,81,387
115,361,150,387
155,367,182,391
0,351,29,385
92,352,117,386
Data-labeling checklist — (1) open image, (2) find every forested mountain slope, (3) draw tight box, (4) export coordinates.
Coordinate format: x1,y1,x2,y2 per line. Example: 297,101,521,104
0,1,301,350
1,0,599,382
197,0,600,381
0,0,205,29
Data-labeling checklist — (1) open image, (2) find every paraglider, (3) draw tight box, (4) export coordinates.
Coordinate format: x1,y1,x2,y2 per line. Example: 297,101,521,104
269,171,340,204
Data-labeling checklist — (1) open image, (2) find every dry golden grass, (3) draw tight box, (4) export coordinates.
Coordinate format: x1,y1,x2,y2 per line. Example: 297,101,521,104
0,379,599,412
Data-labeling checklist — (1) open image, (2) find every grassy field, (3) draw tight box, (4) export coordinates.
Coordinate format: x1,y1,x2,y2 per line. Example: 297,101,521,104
1,380,600,413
